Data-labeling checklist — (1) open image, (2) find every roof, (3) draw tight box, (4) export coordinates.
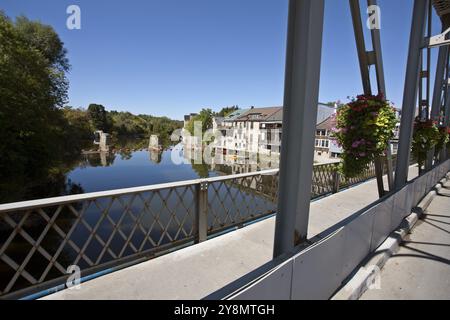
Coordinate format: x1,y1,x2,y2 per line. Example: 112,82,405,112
264,108,283,122
223,109,251,122
236,107,282,122
220,104,336,124
316,115,336,130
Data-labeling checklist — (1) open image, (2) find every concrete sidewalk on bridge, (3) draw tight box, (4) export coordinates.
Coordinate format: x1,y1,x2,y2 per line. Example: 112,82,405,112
42,166,419,300
360,181,450,300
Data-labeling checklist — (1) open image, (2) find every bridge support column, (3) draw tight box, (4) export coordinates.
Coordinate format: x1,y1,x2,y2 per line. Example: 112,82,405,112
273,0,325,257
395,0,429,190
427,42,448,169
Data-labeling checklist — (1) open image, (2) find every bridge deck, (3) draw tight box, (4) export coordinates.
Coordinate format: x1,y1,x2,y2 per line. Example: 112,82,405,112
42,166,418,300
360,181,450,300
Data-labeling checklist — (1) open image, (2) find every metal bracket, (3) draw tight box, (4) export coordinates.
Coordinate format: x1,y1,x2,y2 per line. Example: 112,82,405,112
420,70,429,78
366,51,376,65
200,182,208,191
425,27,450,48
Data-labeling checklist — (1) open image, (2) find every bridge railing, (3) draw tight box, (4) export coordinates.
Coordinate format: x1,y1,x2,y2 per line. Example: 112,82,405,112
0,159,397,298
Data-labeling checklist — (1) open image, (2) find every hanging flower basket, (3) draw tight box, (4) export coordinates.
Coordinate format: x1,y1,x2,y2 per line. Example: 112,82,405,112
333,94,397,178
447,127,450,149
411,118,440,166
434,126,449,156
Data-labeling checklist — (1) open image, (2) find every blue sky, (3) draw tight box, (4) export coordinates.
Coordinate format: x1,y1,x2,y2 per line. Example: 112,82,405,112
1,0,443,120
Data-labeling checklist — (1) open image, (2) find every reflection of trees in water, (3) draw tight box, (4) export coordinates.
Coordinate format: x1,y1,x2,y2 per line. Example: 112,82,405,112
191,161,210,178
81,152,116,167
0,156,86,204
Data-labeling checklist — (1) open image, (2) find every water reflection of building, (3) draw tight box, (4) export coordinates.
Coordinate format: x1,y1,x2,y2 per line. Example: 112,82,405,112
209,152,279,175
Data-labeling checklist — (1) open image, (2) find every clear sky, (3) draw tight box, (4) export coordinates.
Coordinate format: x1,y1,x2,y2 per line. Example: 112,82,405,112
1,0,443,120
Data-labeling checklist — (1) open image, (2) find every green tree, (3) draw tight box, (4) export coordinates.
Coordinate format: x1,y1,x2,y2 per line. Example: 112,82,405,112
62,106,95,146
0,13,71,182
87,103,109,131
216,105,239,117
186,108,214,135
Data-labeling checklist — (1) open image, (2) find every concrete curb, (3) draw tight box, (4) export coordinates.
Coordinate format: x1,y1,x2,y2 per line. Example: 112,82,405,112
332,172,450,300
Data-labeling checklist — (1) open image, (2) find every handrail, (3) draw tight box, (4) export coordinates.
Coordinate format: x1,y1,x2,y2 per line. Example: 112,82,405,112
0,168,280,213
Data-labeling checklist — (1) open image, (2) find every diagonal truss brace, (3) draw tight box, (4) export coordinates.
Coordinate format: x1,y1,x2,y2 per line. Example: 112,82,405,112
425,27,450,48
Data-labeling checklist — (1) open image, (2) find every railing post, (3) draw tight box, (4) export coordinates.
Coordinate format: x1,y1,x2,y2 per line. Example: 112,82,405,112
332,170,340,194
195,182,208,243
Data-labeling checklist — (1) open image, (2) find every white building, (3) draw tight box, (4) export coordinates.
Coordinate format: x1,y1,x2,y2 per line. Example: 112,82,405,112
212,104,337,160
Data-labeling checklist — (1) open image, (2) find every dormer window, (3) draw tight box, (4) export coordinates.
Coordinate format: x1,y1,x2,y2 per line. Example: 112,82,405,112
248,113,262,120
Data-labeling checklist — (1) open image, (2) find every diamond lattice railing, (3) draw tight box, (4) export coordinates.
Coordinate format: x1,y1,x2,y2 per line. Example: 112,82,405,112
0,185,197,297
0,159,395,298
207,173,278,233
311,163,337,197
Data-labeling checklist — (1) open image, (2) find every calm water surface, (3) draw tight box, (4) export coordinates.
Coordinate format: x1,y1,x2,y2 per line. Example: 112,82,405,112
68,148,218,193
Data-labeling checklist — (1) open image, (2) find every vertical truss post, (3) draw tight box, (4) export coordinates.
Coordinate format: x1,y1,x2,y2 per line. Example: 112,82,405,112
394,0,429,190
442,75,450,161
368,0,395,191
368,0,386,95
273,0,325,257
350,0,390,196
350,0,372,95
427,41,448,167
